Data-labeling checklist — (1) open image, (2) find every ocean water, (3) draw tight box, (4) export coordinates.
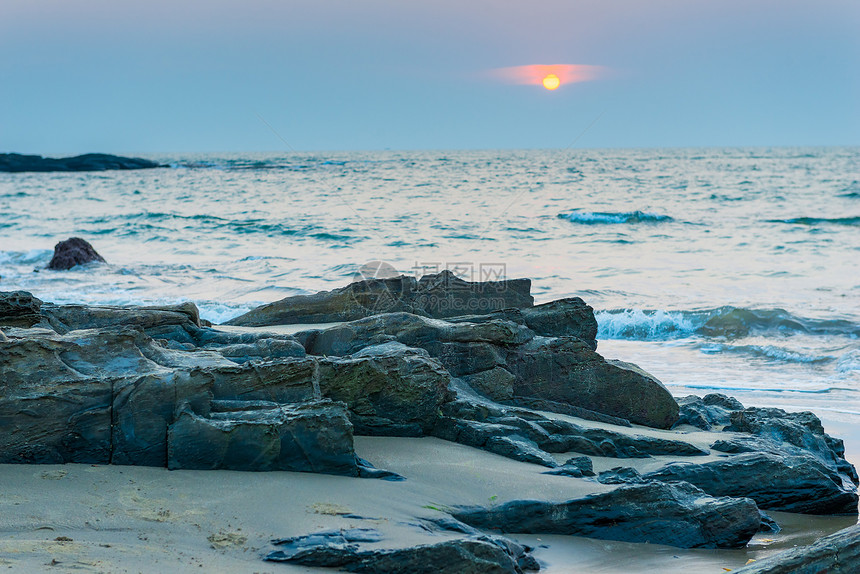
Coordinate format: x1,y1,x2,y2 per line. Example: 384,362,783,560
2,146,859,458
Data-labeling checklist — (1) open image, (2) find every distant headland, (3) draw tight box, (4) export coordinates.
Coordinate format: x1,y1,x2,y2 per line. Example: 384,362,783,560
0,153,162,173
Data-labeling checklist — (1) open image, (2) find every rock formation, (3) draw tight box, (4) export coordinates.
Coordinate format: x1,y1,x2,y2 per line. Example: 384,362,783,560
0,152,161,172
47,237,107,270
1,273,858,568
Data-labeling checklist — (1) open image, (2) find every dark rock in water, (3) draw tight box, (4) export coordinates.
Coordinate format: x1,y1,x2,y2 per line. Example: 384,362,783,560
265,528,536,573
0,152,161,173
645,451,859,515
506,336,680,429
734,523,860,574
47,237,106,270
167,400,360,475
226,270,534,326
0,291,43,328
673,393,743,430
453,481,761,549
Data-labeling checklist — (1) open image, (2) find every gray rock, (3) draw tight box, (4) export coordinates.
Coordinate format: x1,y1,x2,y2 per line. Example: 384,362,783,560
726,407,854,477
301,312,677,429
227,270,534,326
46,237,107,270
319,345,455,436
542,456,595,478
506,336,679,429
734,523,860,574
265,528,536,573
645,451,858,515
0,374,113,464
449,297,597,350
0,291,43,328
674,393,743,430
453,481,761,549
167,400,360,475
597,467,644,484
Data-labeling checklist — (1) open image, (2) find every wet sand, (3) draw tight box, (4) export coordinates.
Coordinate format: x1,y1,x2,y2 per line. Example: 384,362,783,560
1,433,856,573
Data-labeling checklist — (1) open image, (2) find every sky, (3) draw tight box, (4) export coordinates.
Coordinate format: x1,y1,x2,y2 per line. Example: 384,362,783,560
1,0,858,153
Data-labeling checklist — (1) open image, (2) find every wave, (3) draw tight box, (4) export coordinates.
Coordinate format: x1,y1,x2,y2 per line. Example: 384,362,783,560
769,216,860,227
699,343,833,364
596,306,860,340
558,210,673,225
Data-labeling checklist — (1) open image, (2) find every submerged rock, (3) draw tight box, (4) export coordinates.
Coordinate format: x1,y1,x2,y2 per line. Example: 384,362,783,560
46,237,107,270
735,523,860,573
0,152,161,172
453,481,761,549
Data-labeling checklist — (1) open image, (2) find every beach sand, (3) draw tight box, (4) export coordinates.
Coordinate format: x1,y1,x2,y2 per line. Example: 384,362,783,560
2,428,856,573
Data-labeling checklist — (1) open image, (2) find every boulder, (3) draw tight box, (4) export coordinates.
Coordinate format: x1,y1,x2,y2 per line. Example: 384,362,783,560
46,237,107,270
226,270,534,326
0,152,161,172
0,374,113,464
449,297,598,350
734,523,860,574
453,481,761,549
265,528,537,574
167,400,360,475
320,343,455,436
506,336,679,429
542,456,595,478
645,451,858,515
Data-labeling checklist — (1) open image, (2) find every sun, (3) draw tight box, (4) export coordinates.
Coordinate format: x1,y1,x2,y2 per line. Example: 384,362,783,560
542,74,560,90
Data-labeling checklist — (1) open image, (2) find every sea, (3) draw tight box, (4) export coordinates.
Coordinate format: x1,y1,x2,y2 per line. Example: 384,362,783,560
0,149,857,427
2,146,859,569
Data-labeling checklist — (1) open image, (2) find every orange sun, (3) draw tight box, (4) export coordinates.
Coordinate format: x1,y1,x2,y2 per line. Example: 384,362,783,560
542,74,560,90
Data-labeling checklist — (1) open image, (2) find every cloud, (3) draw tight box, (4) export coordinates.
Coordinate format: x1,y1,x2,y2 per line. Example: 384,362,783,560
486,64,608,87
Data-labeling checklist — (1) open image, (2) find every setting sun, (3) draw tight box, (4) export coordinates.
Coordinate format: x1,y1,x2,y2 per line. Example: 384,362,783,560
542,74,560,90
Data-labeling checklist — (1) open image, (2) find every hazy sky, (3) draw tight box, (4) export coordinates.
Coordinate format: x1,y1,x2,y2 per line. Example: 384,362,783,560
2,0,858,153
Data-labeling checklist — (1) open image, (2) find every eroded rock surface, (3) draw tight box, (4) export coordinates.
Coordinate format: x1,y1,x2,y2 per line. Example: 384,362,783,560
453,481,761,549
735,523,860,573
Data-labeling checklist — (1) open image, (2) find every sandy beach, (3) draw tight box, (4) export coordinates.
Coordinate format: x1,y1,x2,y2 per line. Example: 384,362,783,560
2,430,856,574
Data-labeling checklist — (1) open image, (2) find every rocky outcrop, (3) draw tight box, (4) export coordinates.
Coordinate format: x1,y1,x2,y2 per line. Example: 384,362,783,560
167,400,360,474
0,291,43,328
226,270,534,326
264,528,538,573
735,523,860,573
453,481,761,549
673,393,743,430
299,311,678,429
644,452,858,515
0,152,161,172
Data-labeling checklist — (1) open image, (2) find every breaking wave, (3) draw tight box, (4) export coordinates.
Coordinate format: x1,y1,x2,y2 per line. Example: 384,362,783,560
558,210,673,225
596,306,860,340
